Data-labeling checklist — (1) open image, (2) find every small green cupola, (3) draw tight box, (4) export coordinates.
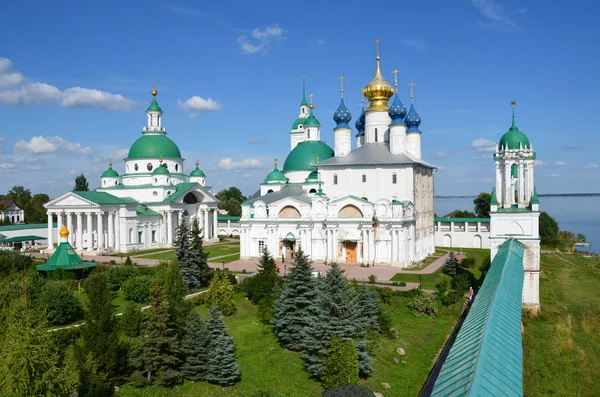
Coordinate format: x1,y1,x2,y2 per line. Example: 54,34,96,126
264,158,287,184
101,161,119,178
152,157,170,175
304,109,320,127
305,168,318,183
499,101,530,150
147,97,162,112
190,160,206,178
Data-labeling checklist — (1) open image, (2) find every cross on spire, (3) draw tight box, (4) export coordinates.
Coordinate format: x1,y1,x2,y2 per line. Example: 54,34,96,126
274,157,278,167
408,82,416,104
152,78,158,96
309,93,314,109
375,38,381,59
392,69,400,92
338,76,345,98
302,75,306,100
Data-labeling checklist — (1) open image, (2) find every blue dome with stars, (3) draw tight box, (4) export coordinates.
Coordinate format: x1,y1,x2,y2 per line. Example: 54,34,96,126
333,98,352,128
355,106,365,133
405,104,422,132
388,94,407,125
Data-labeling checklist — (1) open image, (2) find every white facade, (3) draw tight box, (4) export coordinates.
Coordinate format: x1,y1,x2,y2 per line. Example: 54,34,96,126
43,94,219,255
240,56,436,267
434,219,491,249
0,200,24,224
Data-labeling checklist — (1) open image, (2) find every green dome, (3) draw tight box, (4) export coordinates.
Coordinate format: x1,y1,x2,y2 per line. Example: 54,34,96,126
147,97,162,112
499,123,530,150
152,165,170,175
283,141,333,172
128,134,182,159
292,117,305,130
101,167,119,178
265,166,287,182
305,169,318,182
190,167,206,177
304,110,320,127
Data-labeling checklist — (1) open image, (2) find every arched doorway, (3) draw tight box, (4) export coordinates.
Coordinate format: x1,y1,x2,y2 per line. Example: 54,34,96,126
279,206,301,218
281,233,296,262
443,234,452,247
473,235,482,248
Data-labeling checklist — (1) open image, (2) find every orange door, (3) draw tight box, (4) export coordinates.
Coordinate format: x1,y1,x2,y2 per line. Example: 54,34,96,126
346,242,357,263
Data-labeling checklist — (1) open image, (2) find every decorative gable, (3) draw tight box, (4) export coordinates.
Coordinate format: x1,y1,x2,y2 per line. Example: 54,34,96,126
45,192,99,209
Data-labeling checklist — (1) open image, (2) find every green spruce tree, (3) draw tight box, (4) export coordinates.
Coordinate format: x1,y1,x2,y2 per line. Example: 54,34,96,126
271,249,319,350
321,336,359,390
302,263,374,378
161,261,191,332
182,311,210,381
0,293,79,396
206,271,236,316
189,218,213,288
129,281,182,387
356,286,381,335
206,305,241,386
442,251,460,278
245,248,279,304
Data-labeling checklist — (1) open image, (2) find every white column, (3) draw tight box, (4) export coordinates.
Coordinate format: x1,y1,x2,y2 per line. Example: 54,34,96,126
107,212,114,249
177,210,182,229
391,228,396,263
203,209,209,238
504,163,511,208
97,212,104,252
213,209,218,239
495,161,502,207
166,211,173,244
57,211,63,234
86,213,93,251
66,212,73,244
529,161,535,199
76,212,83,249
114,211,120,252
518,161,525,207
47,213,54,249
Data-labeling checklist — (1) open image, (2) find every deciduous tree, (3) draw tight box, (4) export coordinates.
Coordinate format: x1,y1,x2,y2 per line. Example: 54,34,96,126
74,174,89,191
473,192,492,218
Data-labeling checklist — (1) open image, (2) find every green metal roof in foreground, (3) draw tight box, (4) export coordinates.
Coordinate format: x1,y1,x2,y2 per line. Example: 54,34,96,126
283,141,334,172
36,242,97,271
136,205,160,216
127,134,182,159
431,238,525,397
4,235,46,243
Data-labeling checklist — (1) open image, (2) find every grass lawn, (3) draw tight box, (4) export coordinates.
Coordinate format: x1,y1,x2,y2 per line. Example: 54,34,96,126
407,250,448,271
135,251,176,261
138,243,240,261
130,248,175,257
210,254,240,264
523,253,600,397
118,288,467,396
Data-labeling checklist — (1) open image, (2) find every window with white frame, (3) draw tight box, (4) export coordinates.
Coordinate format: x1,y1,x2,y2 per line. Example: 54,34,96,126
258,240,266,254
362,174,366,183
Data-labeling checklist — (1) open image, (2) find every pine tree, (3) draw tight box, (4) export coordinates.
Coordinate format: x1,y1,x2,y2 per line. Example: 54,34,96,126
206,305,240,386
0,293,79,396
321,336,359,390
271,249,319,351
245,248,280,304
356,286,381,335
129,281,182,387
189,218,213,287
206,271,236,316
74,173,89,191
182,311,210,381
79,272,127,391
443,251,460,278
162,261,192,332
301,263,374,378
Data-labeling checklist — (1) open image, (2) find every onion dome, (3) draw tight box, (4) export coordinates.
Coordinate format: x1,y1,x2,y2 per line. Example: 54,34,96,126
147,97,162,112
101,161,119,177
265,159,287,183
305,169,319,183
152,165,170,175
405,104,422,133
499,101,530,150
355,101,366,136
362,55,394,112
389,94,407,125
59,225,69,238
304,110,320,127
292,118,305,130
190,160,206,177
333,98,352,128
283,141,334,172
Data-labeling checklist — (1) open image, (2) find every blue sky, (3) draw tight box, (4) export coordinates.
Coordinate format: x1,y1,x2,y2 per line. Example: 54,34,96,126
0,0,598,199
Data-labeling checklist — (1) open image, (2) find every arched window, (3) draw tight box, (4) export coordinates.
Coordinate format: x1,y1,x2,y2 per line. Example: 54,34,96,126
153,191,158,196
375,128,378,142
154,178,157,183
362,174,367,183
183,192,198,204
175,164,179,172
267,189,274,193
115,181,118,185
333,174,338,184
392,173,397,184
309,188,317,193
307,130,311,139
147,163,153,171
163,163,168,169
338,205,363,218
278,206,301,218
103,180,106,186
134,163,139,171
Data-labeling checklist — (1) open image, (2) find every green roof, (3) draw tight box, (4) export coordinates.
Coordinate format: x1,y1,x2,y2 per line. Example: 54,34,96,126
431,239,524,397
152,165,170,175
101,167,119,178
490,187,498,205
127,134,182,159
305,169,318,182
265,166,287,182
4,235,46,243
0,223,56,232
147,97,162,112
304,110,320,127
499,111,530,150
435,217,491,223
36,242,97,271
159,182,197,204
136,205,160,216
217,216,241,221
190,167,206,177
74,191,138,205
531,186,539,204
283,141,334,172
292,117,305,130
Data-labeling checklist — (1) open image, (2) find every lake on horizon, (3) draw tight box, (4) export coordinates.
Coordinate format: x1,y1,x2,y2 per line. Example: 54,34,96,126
434,196,600,254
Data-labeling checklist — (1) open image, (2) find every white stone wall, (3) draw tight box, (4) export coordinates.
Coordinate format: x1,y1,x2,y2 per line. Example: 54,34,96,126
434,221,491,249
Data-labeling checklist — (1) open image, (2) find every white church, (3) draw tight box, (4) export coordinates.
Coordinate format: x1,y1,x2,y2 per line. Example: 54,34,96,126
239,51,436,267
44,89,220,254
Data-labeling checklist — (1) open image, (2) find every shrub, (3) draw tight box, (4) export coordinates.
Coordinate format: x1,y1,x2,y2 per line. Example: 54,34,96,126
408,293,439,317
206,271,236,316
441,290,465,306
39,281,84,326
214,268,237,285
321,336,359,390
122,276,154,303
120,302,142,337
124,256,134,266
377,287,393,305
47,268,75,281
452,273,471,293
435,276,452,294
460,257,476,268
368,274,377,284
0,251,34,276
442,251,460,278
107,265,153,292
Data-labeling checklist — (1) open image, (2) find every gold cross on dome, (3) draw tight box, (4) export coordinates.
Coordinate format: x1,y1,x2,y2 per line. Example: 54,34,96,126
274,157,278,167
309,93,313,105
316,156,320,164
408,82,416,103
375,39,381,59
338,76,345,98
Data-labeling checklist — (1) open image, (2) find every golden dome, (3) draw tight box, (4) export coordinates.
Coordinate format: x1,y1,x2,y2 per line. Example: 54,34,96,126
362,56,394,112
59,225,69,238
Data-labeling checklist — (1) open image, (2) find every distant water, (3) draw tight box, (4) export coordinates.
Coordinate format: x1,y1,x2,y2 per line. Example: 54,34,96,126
435,196,600,254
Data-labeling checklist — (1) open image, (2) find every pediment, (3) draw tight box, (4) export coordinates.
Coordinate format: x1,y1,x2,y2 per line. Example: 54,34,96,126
45,192,99,208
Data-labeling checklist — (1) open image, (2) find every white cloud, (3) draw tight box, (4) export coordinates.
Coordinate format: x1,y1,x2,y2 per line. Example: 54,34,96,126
310,39,325,45
95,148,129,163
68,169,77,177
470,138,496,152
0,163,15,169
177,96,223,117
553,161,567,166
401,38,427,51
435,151,454,159
237,24,285,55
583,163,598,169
248,138,266,145
472,154,491,161
14,136,93,155
472,0,520,31
549,174,560,178
218,157,263,170
0,137,5,147
534,160,547,166
0,58,135,111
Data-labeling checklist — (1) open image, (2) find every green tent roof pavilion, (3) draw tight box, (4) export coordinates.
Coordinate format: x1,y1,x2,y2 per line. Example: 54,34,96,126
36,226,96,272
